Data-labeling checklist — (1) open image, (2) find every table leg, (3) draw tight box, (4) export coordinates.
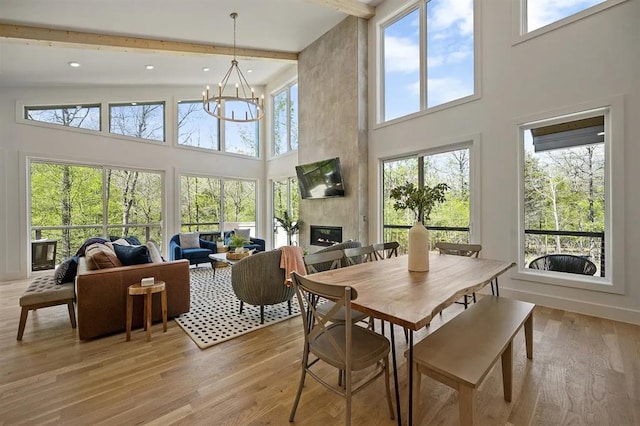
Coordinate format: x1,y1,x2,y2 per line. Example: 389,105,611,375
126,293,133,341
161,289,168,332
408,329,414,425
145,290,152,342
389,325,402,426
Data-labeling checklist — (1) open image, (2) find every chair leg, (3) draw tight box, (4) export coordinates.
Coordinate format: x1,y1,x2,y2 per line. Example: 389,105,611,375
384,356,395,420
17,307,29,340
289,349,309,422
288,299,292,315
239,301,244,314
472,293,477,304
260,305,264,324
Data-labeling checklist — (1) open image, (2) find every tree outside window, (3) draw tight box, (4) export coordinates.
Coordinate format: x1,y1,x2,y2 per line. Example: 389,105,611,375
109,102,165,142
272,82,298,156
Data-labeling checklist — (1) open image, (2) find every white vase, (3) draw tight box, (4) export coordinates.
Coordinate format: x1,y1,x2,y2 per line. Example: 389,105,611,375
408,221,430,272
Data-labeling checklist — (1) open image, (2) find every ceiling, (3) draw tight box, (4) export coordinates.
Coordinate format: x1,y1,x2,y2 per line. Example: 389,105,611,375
0,0,381,88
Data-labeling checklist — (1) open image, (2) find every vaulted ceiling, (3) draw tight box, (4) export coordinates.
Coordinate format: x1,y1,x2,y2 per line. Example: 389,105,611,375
0,0,380,88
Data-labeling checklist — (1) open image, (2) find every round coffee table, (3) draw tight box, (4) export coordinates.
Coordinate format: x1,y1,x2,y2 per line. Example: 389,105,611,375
126,281,167,342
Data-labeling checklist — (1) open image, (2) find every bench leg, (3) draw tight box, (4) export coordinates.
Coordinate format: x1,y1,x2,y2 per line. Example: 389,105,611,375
459,385,475,426
412,362,422,423
67,301,77,329
17,307,29,340
145,291,153,342
161,289,168,333
501,340,513,402
524,313,533,359
126,294,133,341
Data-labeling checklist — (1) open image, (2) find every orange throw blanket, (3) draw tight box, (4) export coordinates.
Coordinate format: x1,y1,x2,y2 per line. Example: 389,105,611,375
279,246,306,286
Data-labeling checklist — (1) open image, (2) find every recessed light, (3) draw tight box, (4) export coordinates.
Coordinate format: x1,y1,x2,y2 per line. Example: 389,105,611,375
145,65,154,70
68,62,80,68
202,67,210,72
131,102,137,106
247,69,253,73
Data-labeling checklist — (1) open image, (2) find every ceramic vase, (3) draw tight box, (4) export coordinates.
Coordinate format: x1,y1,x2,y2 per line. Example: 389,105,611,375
408,221,430,272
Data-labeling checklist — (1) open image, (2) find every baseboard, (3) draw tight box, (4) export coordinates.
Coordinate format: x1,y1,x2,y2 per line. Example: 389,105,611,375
499,287,640,325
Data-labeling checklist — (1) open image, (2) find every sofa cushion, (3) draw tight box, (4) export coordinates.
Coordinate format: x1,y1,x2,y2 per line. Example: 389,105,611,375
180,232,200,249
146,241,164,263
54,256,78,284
113,244,151,266
85,243,122,270
76,237,108,257
181,247,212,261
111,238,131,246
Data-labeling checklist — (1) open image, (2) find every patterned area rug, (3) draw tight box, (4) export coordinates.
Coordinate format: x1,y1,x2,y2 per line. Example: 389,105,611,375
175,266,301,349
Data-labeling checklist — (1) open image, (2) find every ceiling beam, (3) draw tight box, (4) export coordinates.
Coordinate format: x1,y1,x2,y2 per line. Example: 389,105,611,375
307,0,376,19
0,23,298,63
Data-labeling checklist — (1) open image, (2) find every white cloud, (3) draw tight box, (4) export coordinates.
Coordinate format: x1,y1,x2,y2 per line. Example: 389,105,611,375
427,77,472,106
384,35,420,73
427,48,472,69
527,0,604,31
427,0,473,36
408,80,421,96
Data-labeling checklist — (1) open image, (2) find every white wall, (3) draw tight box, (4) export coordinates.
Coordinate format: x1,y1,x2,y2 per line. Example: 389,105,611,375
368,0,640,323
0,85,267,281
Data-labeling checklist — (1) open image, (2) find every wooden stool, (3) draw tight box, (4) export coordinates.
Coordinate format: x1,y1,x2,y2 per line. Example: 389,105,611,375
126,281,167,342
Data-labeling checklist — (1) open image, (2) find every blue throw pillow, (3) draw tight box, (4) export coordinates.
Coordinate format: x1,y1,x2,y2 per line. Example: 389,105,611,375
54,256,78,284
113,244,151,266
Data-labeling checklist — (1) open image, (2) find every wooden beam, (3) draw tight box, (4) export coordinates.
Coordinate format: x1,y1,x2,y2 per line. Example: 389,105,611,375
0,23,298,63
307,0,375,19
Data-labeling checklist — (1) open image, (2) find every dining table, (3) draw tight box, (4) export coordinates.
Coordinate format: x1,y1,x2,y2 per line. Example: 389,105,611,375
307,253,516,425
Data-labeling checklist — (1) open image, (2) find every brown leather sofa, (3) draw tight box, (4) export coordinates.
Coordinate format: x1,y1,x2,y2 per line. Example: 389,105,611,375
75,257,190,340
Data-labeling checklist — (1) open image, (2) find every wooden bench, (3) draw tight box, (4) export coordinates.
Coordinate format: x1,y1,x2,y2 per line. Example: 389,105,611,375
412,296,534,425
17,275,76,340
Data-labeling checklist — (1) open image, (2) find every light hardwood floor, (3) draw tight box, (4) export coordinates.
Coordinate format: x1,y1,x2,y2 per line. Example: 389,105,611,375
1,275,639,425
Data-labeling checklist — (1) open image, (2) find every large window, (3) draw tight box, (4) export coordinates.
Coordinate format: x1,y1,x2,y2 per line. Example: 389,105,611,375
382,0,475,122
521,112,606,279
30,161,163,265
272,82,299,156
109,101,165,142
224,101,259,157
273,177,300,247
180,175,257,236
382,147,472,251
177,101,219,150
24,104,101,131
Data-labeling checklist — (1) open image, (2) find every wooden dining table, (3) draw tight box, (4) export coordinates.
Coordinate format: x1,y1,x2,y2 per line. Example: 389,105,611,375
307,253,516,425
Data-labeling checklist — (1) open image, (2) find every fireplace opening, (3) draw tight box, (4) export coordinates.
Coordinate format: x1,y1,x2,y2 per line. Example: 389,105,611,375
310,225,343,247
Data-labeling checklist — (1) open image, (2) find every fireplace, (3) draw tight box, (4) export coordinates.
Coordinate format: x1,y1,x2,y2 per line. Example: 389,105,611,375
310,225,343,247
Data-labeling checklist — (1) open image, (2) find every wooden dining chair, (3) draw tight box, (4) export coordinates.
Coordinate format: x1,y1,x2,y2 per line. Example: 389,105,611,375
435,242,483,308
344,245,376,266
289,272,395,425
372,241,400,260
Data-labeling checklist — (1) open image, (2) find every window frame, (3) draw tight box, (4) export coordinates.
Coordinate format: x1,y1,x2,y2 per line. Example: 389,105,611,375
377,0,481,126
23,103,102,131
514,96,625,294
271,81,298,158
512,0,628,45
379,134,481,245
272,177,300,246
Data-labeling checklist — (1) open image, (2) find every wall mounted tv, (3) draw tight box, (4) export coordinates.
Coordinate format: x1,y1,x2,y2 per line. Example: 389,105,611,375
295,157,345,199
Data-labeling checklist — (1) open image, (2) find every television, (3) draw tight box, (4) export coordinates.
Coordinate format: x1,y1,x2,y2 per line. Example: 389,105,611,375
295,157,345,199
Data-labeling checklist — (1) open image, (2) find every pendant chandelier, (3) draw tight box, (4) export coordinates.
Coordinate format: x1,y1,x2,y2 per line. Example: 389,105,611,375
202,12,264,123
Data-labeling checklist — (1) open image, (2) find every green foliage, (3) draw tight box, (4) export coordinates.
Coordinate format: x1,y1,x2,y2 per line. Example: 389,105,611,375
274,211,303,235
389,182,449,223
230,233,250,248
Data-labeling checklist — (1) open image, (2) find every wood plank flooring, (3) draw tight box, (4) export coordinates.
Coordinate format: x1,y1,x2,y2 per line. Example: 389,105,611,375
1,275,639,425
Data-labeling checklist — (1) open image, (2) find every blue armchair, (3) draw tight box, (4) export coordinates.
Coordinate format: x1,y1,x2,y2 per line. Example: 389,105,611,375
224,230,265,252
169,234,218,265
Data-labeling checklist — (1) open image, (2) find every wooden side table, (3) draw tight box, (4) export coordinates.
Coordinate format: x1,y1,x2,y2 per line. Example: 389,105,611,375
126,281,167,342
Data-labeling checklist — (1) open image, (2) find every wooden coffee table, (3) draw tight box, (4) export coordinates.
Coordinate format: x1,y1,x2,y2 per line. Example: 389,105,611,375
209,253,239,277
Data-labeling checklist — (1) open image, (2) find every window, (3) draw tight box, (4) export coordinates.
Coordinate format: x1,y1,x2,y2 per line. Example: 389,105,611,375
180,176,222,232
109,101,165,142
382,0,475,122
382,146,472,251
224,101,259,157
521,112,606,278
24,104,100,131
525,0,606,33
273,177,300,246
179,176,256,236
30,161,163,264
272,82,299,156
177,101,219,150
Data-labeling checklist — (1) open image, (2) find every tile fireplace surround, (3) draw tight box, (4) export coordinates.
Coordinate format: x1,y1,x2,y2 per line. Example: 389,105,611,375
310,225,342,247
